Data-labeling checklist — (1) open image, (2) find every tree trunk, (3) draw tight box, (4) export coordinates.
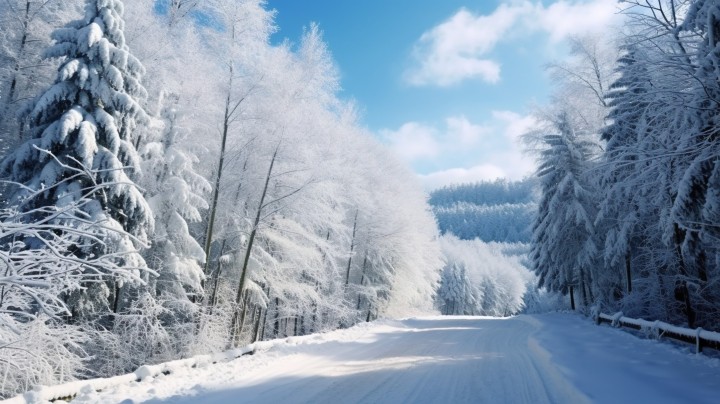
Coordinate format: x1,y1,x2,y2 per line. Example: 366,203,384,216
251,307,262,343
345,209,359,286
356,255,367,310
228,146,279,343
112,283,121,314
207,239,227,312
259,306,268,341
273,297,280,338
202,63,236,285
625,252,632,294
569,285,576,311
237,295,250,338
580,268,588,308
3,1,30,138
673,223,696,327
310,300,318,333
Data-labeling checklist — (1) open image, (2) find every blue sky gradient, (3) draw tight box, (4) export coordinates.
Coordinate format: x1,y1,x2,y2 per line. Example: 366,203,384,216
267,0,620,189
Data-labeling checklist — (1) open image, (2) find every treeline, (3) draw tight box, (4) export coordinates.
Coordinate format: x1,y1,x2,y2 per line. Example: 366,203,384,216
433,202,534,243
429,179,536,207
435,235,531,317
0,0,441,396
528,1,720,331
429,179,535,243
430,180,537,315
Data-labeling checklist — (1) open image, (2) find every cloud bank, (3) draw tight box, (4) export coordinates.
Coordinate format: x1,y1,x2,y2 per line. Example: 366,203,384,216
380,111,538,190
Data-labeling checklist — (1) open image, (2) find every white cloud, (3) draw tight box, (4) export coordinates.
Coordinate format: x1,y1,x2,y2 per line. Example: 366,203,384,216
380,115,489,164
379,122,439,161
388,110,539,190
446,115,490,145
491,110,538,140
404,0,620,87
418,165,507,190
538,0,619,42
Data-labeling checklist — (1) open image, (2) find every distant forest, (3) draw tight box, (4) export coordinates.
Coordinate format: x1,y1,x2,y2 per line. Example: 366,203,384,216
429,179,536,243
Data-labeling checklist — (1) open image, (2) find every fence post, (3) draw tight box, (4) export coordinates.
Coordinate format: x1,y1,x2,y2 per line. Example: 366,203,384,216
653,320,661,340
696,327,703,354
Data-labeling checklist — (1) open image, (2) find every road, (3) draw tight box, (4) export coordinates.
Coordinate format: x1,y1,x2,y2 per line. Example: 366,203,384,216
84,315,720,404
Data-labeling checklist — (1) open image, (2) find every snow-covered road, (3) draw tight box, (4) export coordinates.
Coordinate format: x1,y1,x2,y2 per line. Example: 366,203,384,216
79,314,720,403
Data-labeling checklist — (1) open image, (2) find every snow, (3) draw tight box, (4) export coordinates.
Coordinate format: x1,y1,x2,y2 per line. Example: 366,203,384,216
533,314,720,403
22,313,718,403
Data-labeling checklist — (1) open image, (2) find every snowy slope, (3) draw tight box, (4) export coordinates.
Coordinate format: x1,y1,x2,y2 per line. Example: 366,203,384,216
59,314,720,403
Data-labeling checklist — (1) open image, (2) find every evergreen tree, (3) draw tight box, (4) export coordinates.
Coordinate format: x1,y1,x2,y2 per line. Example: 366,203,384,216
596,44,652,296
437,263,475,315
670,0,720,326
0,0,153,317
531,111,598,310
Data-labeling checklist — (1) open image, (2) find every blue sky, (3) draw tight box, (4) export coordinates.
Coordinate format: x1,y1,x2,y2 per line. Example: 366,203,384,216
268,0,620,189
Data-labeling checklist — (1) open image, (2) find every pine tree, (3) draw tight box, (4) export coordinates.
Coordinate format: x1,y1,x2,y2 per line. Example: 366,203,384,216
0,0,153,317
531,111,598,310
596,44,652,296
670,0,720,326
437,263,475,315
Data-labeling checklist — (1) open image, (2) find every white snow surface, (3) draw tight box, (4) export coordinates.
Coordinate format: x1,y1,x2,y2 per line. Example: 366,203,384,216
34,314,720,403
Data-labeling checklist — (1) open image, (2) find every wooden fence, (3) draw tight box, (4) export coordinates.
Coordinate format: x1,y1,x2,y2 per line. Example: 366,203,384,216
595,312,720,354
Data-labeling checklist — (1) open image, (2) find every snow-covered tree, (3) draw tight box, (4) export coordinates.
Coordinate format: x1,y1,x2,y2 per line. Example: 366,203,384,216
437,263,476,315
437,235,530,316
667,0,720,327
530,111,599,310
142,93,210,300
671,1,715,278
595,43,653,296
1,0,153,318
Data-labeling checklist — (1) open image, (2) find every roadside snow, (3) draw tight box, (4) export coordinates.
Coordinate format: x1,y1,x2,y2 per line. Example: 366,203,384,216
530,313,719,403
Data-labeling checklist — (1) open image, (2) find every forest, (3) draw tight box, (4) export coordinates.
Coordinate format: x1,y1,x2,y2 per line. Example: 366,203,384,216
526,1,720,333
429,180,538,317
0,0,442,396
430,179,536,243
4,0,720,399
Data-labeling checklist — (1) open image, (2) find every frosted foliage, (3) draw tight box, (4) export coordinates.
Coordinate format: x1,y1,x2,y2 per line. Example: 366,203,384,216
0,1,83,161
0,186,146,397
142,98,210,296
434,202,534,243
0,0,452,393
0,194,145,324
437,235,530,316
103,292,175,373
429,180,537,245
671,0,720,292
0,317,87,396
512,1,720,328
